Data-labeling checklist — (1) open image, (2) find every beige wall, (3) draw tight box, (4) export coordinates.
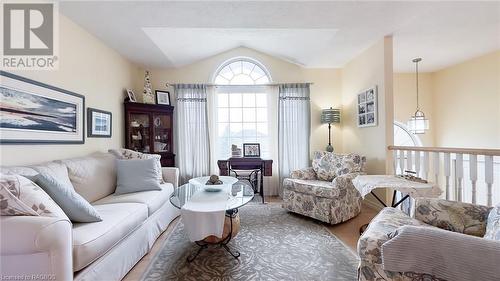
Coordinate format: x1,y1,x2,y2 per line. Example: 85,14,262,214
138,47,343,157
393,50,500,149
1,15,139,166
433,51,500,149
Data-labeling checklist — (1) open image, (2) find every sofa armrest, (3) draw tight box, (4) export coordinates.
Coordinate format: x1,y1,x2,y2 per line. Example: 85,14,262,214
1,216,72,280
162,167,179,188
332,172,366,190
290,167,317,180
382,225,500,281
414,198,492,236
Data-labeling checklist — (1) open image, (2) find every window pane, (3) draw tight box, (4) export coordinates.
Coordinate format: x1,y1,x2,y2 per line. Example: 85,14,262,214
230,108,242,122
256,123,268,137
242,108,256,122
229,93,242,107
230,138,243,149
230,123,242,137
218,123,229,137
218,93,228,107
242,61,255,75
229,61,243,74
242,123,256,137
231,74,254,85
219,65,234,80
218,108,229,122
255,76,270,85
218,138,231,159
256,108,267,122
255,93,267,107
215,76,229,85
242,93,255,107
250,65,265,80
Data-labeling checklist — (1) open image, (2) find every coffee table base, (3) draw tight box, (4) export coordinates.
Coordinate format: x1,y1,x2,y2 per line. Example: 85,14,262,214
187,209,241,262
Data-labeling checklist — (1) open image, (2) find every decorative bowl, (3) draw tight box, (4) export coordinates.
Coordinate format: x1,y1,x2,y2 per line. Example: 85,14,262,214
188,176,238,192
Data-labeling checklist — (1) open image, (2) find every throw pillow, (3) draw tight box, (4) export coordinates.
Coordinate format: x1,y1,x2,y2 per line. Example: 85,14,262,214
335,153,366,176
312,151,340,181
484,205,500,241
109,148,164,184
0,173,67,218
30,170,102,223
115,158,162,195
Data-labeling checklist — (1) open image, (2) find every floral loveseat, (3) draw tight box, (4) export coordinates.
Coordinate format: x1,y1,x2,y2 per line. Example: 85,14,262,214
282,152,366,224
358,198,499,281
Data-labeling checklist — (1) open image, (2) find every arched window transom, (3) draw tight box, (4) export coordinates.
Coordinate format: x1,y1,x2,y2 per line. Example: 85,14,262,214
214,58,271,85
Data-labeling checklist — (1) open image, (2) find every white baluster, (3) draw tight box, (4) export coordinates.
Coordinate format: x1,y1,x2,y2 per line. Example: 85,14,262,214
407,150,413,172
469,154,478,204
444,153,451,200
399,150,405,175
393,150,398,175
455,153,463,202
423,151,430,180
415,151,421,178
433,152,440,186
485,155,494,206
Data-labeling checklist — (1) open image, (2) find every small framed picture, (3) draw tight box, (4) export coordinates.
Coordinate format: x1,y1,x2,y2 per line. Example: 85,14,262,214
243,143,261,157
126,89,136,102
87,108,112,138
357,86,378,128
155,90,171,105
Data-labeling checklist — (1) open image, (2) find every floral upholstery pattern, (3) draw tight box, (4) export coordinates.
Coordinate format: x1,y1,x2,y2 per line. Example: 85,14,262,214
0,173,67,218
282,174,362,224
414,198,492,237
290,167,317,180
311,151,340,181
335,153,366,176
358,207,441,281
484,205,500,241
109,148,164,183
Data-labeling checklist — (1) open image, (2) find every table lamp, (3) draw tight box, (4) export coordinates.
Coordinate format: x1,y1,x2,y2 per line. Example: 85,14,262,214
321,107,340,152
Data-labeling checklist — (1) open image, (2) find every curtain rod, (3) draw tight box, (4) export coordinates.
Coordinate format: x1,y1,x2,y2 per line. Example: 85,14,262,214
165,82,314,87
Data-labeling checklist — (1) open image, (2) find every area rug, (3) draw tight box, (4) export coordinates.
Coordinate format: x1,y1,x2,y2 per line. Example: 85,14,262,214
141,203,359,281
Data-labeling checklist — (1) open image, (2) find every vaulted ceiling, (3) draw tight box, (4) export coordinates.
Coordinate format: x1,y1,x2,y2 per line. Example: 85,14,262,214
60,1,500,72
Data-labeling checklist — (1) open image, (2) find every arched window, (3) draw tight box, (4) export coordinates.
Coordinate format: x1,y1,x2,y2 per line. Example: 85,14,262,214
213,58,271,85
394,121,422,147
213,58,272,159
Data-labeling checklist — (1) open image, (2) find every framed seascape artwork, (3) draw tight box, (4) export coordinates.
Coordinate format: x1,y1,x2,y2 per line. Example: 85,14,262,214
87,108,112,138
155,90,171,105
0,71,85,144
243,143,261,157
357,86,378,128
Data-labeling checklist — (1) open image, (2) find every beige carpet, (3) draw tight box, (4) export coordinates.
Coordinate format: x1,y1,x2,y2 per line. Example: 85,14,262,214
140,203,359,281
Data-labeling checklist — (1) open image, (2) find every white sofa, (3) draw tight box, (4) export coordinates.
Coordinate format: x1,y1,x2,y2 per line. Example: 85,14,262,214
0,152,180,281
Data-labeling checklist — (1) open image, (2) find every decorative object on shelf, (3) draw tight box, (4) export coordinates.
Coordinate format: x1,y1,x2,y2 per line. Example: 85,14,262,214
206,175,223,185
155,90,171,105
243,143,260,157
357,86,378,128
126,89,137,102
231,144,242,157
142,71,155,104
125,102,175,167
407,58,429,134
0,71,85,144
87,108,112,138
320,107,341,152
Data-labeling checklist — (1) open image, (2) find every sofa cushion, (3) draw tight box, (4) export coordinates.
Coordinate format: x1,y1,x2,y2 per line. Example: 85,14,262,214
335,153,366,175
283,178,340,199
72,203,148,271
60,152,116,203
0,166,38,177
311,151,341,181
92,183,173,216
109,148,163,184
484,205,500,241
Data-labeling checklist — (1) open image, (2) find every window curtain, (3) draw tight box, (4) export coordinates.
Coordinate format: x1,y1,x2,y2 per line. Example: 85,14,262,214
278,83,311,196
175,84,210,184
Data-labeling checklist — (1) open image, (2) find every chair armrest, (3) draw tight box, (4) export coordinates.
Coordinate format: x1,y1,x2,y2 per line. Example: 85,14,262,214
162,167,179,188
415,198,492,236
290,167,317,180
1,216,73,280
332,172,366,190
382,225,500,281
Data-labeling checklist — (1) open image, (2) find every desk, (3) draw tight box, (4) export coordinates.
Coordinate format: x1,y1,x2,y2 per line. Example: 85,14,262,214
217,158,273,203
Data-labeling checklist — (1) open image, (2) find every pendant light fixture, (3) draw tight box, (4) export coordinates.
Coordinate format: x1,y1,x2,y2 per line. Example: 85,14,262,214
407,58,429,134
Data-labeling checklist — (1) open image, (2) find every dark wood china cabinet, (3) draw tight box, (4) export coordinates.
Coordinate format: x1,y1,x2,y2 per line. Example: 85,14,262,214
124,102,175,167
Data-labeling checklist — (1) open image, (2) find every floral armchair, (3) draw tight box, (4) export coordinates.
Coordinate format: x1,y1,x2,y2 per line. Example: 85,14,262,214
282,152,366,224
358,198,497,281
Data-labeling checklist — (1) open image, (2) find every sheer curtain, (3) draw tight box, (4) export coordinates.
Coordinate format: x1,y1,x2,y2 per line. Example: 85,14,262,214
278,83,311,196
175,84,210,184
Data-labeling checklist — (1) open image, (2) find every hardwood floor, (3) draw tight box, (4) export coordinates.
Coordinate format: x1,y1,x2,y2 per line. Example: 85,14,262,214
122,198,379,281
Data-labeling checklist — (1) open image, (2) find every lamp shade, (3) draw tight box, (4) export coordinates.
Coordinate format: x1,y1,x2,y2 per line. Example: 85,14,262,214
407,110,429,134
321,107,341,124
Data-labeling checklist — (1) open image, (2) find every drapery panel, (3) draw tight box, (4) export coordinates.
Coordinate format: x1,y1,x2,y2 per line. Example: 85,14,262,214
175,84,210,184
278,83,311,196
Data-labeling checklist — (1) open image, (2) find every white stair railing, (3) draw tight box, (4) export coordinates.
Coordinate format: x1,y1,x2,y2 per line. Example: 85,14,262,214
389,146,500,207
